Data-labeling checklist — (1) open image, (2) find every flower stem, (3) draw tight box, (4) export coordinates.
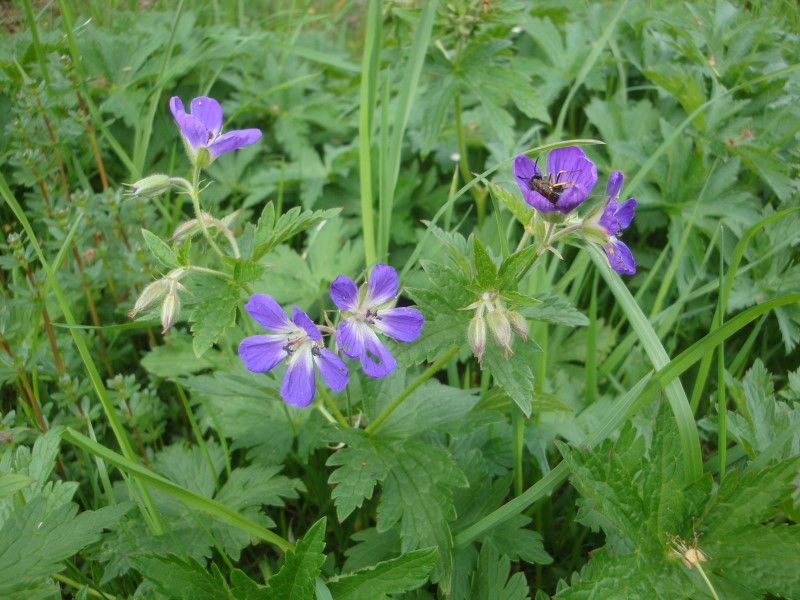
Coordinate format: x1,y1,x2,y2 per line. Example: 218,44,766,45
365,345,460,434
316,383,349,428
547,223,582,245
190,165,226,259
695,563,720,600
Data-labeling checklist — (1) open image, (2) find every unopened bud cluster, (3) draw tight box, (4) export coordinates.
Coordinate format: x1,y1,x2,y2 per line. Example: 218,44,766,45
463,291,527,363
128,268,188,333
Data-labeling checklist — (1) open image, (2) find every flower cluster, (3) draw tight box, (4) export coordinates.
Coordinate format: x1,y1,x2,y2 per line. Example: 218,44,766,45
239,265,423,407
513,146,638,275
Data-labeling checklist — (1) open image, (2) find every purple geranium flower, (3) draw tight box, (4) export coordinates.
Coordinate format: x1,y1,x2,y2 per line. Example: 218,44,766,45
330,264,424,378
595,170,637,275
170,96,261,166
238,294,348,407
514,146,598,214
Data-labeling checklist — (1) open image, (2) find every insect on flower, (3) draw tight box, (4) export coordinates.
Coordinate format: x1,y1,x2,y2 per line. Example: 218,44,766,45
524,158,579,206
514,146,598,214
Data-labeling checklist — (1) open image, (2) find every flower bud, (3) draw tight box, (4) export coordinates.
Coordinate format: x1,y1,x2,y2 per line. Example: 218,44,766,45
486,309,513,355
508,311,528,341
194,146,212,168
581,221,610,246
160,288,181,334
128,174,173,199
468,316,487,363
128,279,169,318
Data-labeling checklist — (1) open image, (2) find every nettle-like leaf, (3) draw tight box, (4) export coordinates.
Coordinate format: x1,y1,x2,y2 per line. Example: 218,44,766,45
518,293,589,327
327,547,438,600
326,430,388,522
189,282,241,358
251,203,342,260
469,544,530,600
0,497,130,600
266,518,327,600
555,404,800,600
481,339,539,418
131,554,237,600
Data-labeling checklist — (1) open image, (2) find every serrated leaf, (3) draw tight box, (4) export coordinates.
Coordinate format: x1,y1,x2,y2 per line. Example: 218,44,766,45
266,518,327,600
252,204,341,260
518,293,589,327
327,436,388,522
141,228,179,268
190,284,241,358
328,547,438,600
471,235,499,289
0,498,130,599
470,544,530,600
230,569,270,600
130,554,232,600
233,258,269,285
376,442,468,592
0,472,33,500
481,341,537,417
493,183,531,225
482,515,552,565
498,245,539,288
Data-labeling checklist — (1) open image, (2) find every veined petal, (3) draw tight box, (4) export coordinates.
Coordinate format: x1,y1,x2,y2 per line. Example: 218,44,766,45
553,184,589,214
606,170,624,200
374,307,423,342
513,153,542,182
238,334,287,373
281,346,316,407
169,96,186,119
173,112,208,152
547,146,597,213
604,238,636,275
190,96,223,138
336,318,368,358
614,198,637,230
314,347,348,391
330,275,359,311
291,306,321,341
365,264,398,307
244,294,294,333
208,129,262,158
359,329,397,378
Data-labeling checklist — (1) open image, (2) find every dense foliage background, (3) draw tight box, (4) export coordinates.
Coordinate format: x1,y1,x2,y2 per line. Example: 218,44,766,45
1,0,799,598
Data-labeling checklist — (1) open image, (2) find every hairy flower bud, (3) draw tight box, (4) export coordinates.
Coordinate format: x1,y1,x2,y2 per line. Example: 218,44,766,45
486,309,513,355
507,311,528,341
128,174,174,199
160,286,182,334
128,279,169,318
468,316,487,363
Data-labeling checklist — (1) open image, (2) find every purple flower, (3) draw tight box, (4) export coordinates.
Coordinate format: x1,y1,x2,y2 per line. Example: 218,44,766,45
238,294,348,407
595,170,637,275
330,264,424,378
514,146,597,214
170,96,261,166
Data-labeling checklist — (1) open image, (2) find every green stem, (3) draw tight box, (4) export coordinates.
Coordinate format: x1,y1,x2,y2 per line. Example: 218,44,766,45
512,403,524,497
316,383,349,428
190,165,226,259
366,346,460,434
695,563,720,600
176,382,219,492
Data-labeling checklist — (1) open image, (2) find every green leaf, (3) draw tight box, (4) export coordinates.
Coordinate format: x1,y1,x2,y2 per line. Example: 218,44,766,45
470,544,530,600
0,498,129,599
481,341,537,417
493,183,531,226
252,204,342,260
141,228,179,268
517,293,589,327
176,236,192,266
481,515,552,565
497,245,539,288
327,433,388,522
131,554,233,600
0,472,33,500
471,235,499,289
190,284,241,358
327,547,438,600
376,441,468,592
232,258,269,285
266,518,327,600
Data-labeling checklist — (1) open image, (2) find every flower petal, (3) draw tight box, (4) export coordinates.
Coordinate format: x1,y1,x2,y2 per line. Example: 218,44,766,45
336,318,368,358
238,334,287,373
604,238,636,275
366,264,398,307
208,129,262,158
291,306,321,341
359,329,397,378
173,112,208,152
514,154,553,212
606,170,624,200
244,294,294,332
330,275,359,311
189,96,223,139
281,347,315,407
614,198,637,231
374,307,424,342
169,96,186,119
546,146,597,214
314,347,348,391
